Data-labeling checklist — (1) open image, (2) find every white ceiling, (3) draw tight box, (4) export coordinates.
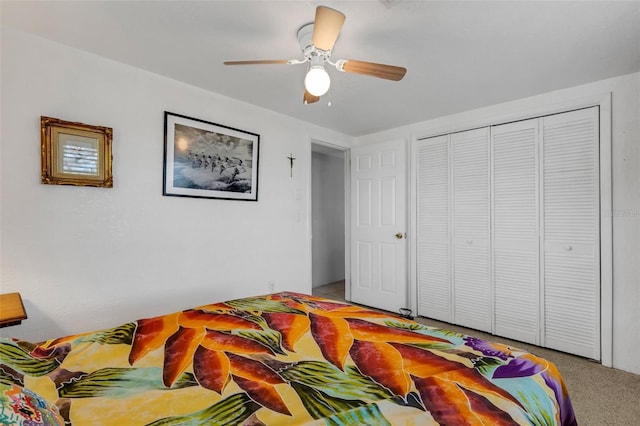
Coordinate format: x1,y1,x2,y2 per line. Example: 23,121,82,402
2,1,639,137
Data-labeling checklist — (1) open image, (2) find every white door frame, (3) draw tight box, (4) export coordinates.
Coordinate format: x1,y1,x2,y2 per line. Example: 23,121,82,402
409,92,613,367
308,139,351,297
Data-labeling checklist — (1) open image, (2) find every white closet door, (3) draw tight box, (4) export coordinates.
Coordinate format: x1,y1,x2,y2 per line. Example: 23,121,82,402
491,119,540,344
416,135,451,322
451,128,491,332
542,107,600,360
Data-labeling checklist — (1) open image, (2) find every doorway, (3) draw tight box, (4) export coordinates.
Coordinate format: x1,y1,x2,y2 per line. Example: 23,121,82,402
311,142,347,298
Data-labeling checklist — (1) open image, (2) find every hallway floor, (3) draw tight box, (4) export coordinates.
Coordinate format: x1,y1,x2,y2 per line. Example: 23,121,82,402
312,280,346,301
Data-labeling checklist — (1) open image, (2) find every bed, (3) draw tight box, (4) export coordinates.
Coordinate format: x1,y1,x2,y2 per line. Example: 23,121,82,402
0,291,576,425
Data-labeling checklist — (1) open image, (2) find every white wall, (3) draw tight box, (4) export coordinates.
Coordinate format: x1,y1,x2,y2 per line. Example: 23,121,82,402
0,28,352,341
356,72,640,375
311,150,345,287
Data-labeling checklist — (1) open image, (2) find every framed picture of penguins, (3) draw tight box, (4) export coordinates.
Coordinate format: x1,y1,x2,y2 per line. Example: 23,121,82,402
163,112,259,201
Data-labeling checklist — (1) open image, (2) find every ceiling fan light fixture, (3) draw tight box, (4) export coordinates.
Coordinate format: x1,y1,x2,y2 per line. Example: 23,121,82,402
304,65,330,97
224,6,406,104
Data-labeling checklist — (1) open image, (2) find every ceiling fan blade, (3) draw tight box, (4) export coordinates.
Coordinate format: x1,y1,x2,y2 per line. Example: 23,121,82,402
339,60,407,81
224,60,291,65
303,90,320,104
312,6,346,51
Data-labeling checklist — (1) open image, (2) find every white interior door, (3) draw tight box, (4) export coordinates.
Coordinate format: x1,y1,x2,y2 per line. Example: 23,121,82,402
350,139,407,313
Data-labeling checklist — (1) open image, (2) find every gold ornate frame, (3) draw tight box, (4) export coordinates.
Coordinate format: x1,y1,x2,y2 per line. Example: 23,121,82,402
41,116,113,187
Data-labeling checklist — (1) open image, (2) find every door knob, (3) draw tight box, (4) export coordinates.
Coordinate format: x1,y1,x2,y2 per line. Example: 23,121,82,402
395,232,404,239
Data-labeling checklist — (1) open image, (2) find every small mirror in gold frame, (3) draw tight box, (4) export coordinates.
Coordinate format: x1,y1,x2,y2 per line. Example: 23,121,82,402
41,116,113,187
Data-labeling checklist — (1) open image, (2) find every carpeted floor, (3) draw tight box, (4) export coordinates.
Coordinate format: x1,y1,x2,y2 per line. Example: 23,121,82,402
313,281,640,425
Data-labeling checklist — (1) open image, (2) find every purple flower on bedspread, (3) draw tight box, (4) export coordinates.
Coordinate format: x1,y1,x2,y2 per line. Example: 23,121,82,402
463,337,510,360
542,370,578,426
493,356,544,379
493,355,578,425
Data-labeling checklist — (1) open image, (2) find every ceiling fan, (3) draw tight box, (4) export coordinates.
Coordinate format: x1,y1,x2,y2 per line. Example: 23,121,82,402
224,6,407,104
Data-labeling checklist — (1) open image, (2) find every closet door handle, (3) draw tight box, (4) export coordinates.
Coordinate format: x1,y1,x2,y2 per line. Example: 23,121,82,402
395,232,404,239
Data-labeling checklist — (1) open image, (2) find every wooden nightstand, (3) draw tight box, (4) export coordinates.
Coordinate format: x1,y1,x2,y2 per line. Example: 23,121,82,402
0,292,27,327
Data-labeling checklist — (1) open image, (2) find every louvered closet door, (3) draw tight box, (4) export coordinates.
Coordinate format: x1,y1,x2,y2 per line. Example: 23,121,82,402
491,119,540,345
416,135,451,322
542,107,600,360
451,128,491,332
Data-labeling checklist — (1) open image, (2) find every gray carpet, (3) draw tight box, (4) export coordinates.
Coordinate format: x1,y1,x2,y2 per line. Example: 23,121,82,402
313,282,640,425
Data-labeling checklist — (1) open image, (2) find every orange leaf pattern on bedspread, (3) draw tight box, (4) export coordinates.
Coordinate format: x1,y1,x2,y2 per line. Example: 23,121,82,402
308,312,353,370
261,312,309,352
349,340,412,396
0,292,577,425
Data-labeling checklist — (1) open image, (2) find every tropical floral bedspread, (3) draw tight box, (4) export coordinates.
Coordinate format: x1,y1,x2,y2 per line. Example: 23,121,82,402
0,292,576,425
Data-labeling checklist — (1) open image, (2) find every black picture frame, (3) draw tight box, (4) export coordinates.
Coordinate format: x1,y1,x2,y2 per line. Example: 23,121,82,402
163,112,259,201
